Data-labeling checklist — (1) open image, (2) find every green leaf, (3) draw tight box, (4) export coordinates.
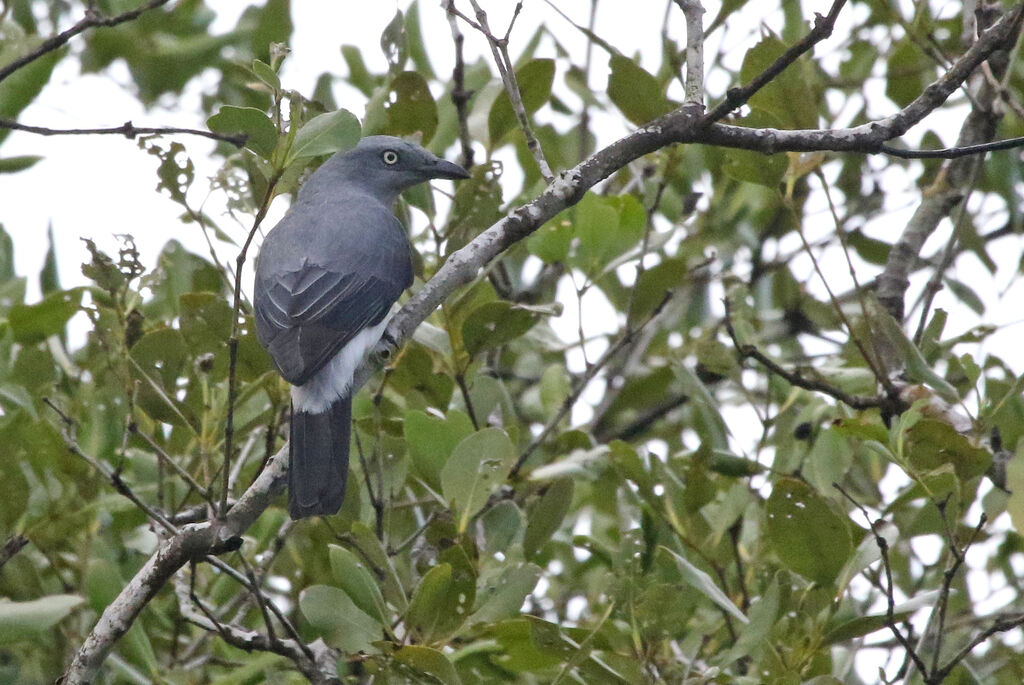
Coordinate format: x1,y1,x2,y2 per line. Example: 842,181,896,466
7,287,83,344
404,408,475,489
572,193,646,275
904,419,992,481
251,58,280,91
527,213,573,263
660,547,748,624
1007,441,1024,536
607,54,674,125
381,71,438,143
288,108,361,160
251,0,293,64
404,1,436,80
539,364,571,416
0,595,83,644
380,9,407,73
0,155,42,174
886,39,934,108
130,328,198,430
870,303,959,402
722,575,780,663
481,500,523,557
824,590,940,644
393,645,461,685
740,34,820,128
328,544,389,626
0,224,14,283
765,478,853,584
462,301,544,356
341,45,377,96
404,564,461,643
470,563,541,625
722,146,787,188
628,257,688,327
0,31,65,145
349,522,408,611
523,478,573,559
179,292,232,354
441,428,516,532
488,58,555,144
299,584,380,653
0,384,35,418
40,223,59,296
444,164,504,254
207,106,278,158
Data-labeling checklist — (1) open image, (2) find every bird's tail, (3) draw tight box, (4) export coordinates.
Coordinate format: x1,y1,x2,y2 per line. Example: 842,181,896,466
288,395,351,519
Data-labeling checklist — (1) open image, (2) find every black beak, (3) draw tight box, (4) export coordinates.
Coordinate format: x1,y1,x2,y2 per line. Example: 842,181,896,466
428,158,471,180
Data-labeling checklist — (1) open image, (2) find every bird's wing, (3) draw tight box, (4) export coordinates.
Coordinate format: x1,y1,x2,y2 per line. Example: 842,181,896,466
254,212,413,386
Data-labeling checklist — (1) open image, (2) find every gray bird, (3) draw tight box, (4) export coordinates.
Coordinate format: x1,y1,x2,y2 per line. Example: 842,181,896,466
254,135,470,519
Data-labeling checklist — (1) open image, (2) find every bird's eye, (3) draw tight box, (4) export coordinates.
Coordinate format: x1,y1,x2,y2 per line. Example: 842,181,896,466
381,150,399,165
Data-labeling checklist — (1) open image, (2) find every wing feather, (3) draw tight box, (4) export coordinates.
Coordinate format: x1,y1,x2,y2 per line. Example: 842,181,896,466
254,206,413,386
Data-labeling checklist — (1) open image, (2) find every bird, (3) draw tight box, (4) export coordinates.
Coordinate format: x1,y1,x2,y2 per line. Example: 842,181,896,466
253,135,470,519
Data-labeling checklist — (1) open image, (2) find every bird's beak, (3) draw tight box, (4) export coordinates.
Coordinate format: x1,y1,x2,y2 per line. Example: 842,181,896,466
427,158,471,180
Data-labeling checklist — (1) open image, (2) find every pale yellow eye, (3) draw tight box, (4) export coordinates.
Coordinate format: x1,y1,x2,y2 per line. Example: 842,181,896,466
381,150,399,165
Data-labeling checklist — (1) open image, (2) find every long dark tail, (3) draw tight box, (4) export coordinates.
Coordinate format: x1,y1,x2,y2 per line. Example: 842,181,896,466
288,395,351,519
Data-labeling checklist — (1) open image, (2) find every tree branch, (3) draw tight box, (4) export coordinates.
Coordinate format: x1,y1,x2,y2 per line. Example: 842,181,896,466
875,7,1021,321
701,0,848,124
0,0,172,85
60,447,288,684
0,119,246,147
460,0,555,181
363,3,1024,395
0,534,29,572
171,573,339,684
673,0,707,110
60,6,1024,678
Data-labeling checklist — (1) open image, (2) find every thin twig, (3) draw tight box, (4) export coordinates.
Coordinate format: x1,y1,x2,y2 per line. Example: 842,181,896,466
0,119,246,147
722,302,893,411
880,135,1024,158
834,484,931,679
223,171,283,516
444,1,475,170
44,397,179,536
202,554,311,658
0,535,29,572
388,511,439,556
924,512,987,680
129,422,213,504
461,0,555,181
0,0,171,85
701,0,848,125
511,291,673,477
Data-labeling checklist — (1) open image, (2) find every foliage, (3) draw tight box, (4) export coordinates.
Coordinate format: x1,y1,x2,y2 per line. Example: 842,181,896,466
1,1,1024,683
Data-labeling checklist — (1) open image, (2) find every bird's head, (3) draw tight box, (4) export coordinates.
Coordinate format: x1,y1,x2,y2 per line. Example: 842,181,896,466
328,135,470,202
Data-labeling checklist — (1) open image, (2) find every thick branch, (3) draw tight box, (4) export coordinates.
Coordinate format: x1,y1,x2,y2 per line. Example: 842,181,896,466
362,2,1024,387
673,0,706,109
60,447,288,684
62,6,1024,678
875,6,1021,321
